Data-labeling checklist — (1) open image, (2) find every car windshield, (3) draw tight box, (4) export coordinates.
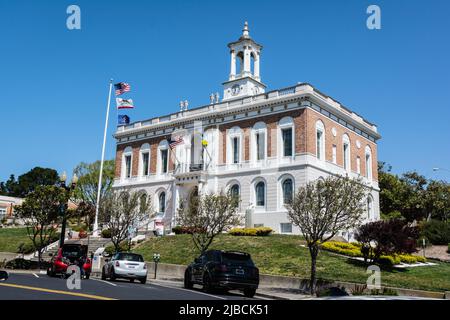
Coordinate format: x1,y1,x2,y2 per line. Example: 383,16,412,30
221,252,254,266
62,245,86,258
117,253,144,262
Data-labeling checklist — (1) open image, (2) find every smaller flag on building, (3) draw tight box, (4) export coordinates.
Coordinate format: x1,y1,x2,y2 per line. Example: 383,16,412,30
114,82,131,96
116,98,134,109
169,136,184,149
118,115,130,125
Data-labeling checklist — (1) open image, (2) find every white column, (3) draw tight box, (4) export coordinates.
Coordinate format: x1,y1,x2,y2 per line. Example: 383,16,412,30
229,50,236,80
243,48,251,76
254,54,260,80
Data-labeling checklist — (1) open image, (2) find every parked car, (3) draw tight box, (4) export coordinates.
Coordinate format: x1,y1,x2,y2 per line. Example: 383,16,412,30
47,241,92,279
184,250,259,297
102,252,147,284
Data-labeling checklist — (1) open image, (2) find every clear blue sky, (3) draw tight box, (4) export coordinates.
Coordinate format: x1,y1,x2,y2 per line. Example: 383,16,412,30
1,0,449,182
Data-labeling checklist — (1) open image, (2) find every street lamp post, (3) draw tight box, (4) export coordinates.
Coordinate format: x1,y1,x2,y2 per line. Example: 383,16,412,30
58,171,78,248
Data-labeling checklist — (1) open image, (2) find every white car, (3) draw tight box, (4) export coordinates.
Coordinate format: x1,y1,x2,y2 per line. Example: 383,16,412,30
102,252,147,284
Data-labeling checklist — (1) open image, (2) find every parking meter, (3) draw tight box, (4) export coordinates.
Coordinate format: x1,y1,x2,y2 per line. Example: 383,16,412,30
153,253,161,279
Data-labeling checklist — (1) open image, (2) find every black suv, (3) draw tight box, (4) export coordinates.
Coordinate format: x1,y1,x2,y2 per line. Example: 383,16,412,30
184,250,259,297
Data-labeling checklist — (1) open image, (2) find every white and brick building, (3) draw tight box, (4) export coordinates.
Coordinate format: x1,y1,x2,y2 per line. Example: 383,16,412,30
113,22,381,235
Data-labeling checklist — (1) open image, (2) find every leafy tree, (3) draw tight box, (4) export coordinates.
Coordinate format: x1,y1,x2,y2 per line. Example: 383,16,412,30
73,160,115,207
424,180,450,221
399,171,428,222
0,167,59,197
355,219,419,264
286,175,367,294
420,220,450,245
15,185,67,268
378,162,405,218
178,192,241,254
99,191,152,253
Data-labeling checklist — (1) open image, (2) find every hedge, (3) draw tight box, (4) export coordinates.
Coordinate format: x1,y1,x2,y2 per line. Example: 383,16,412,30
320,241,426,266
228,227,273,237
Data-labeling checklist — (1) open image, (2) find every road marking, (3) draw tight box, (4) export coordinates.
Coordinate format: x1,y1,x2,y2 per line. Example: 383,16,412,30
0,283,117,300
91,278,117,287
32,273,39,278
150,282,227,300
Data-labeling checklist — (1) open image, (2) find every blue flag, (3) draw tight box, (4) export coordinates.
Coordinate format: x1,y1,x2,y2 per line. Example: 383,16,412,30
118,115,130,125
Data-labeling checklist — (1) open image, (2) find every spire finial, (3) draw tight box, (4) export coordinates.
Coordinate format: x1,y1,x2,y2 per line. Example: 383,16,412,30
242,21,249,38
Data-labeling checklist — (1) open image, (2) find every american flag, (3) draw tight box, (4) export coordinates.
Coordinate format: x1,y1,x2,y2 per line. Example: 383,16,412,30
169,136,184,149
114,82,131,96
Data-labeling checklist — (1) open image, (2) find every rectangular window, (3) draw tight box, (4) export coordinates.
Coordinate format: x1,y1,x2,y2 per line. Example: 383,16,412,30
125,155,132,178
316,130,323,160
232,137,239,164
256,132,265,161
343,143,349,170
161,149,168,173
332,145,337,164
282,128,293,157
280,223,293,234
356,156,361,174
142,152,150,176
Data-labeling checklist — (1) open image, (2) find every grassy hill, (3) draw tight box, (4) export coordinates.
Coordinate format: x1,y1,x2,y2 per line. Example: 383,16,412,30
134,234,450,292
0,227,32,253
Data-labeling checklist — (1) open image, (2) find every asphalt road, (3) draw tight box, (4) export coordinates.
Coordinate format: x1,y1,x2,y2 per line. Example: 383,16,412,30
0,272,261,300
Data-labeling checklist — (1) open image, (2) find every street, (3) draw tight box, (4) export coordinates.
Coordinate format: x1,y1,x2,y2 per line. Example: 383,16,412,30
0,272,262,300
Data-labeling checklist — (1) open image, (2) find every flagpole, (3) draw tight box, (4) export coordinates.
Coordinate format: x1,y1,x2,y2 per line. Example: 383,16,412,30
93,79,113,237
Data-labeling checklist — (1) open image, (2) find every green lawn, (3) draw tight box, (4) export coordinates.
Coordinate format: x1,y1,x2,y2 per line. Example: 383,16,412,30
0,227,32,253
134,234,450,293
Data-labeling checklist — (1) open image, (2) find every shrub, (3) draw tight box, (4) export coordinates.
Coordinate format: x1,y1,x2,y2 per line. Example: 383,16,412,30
229,227,273,237
320,241,362,257
101,228,111,238
78,229,88,239
448,243,450,253
171,226,206,235
421,220,450,245
355,219,420,263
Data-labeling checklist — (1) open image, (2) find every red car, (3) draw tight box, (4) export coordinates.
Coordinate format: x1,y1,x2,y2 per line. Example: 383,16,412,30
47,242,92,279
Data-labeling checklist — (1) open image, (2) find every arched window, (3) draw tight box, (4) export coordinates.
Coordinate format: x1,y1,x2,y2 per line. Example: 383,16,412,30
122,146,133,179
140,143,151,177
367,196,373,220
139,192,148,213
158,140,169,174
252,122,267,162
158,192,166,213
229,184,240,200
342,134,351,172
255,181,265,207
365,146,373,181
315,121,325,161
282,178,294,205
279,117,294,158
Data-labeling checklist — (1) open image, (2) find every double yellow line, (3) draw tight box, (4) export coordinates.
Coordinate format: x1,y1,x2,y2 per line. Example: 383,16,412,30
0,282,116,300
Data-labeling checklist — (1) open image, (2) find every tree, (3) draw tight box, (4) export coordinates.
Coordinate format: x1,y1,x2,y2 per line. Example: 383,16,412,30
0,167,59,197
355,219,419,264
178,192,241,254
286,175,367,294
15,185,67,268
67,201,96,231
424,180,450,221
99,190,152,253
73,160,115,207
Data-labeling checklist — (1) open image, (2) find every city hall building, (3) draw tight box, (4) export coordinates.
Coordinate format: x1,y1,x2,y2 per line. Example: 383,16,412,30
113,23,381,235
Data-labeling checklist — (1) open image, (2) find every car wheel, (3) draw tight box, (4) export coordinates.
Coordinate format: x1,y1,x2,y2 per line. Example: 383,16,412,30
184,270,193,289
140,277,147,284
244,288,256,298
130,278,134,283
110,268,116,281
203,274,213,293
85,273,90,280
46,266,54,277
101,268,106,280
